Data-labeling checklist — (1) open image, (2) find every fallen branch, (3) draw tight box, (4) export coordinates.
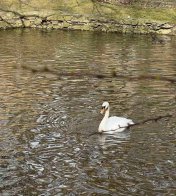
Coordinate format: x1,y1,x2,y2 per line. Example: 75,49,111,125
89,113,174,136
15,66,176,83
17,65,176,84
112,73,176,84
122,113,173,129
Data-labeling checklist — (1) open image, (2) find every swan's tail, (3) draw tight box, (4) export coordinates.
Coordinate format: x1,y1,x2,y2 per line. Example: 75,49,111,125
128,119,134,125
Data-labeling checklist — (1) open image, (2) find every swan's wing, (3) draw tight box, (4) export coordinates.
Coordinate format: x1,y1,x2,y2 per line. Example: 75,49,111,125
105,116,134,131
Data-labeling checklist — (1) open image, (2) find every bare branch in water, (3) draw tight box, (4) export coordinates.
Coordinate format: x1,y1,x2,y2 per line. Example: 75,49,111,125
119,113,173,129
89,113,174,136
17,65,176,84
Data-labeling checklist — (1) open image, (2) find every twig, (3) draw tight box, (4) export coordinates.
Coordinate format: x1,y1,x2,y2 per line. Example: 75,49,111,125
89,132,103,137
122,113,173,129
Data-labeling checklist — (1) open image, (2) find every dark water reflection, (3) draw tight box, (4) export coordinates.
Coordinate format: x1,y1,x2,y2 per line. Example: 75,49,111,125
0,29,175,195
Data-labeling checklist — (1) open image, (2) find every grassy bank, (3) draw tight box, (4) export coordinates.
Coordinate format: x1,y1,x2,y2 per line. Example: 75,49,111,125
0,0,176,34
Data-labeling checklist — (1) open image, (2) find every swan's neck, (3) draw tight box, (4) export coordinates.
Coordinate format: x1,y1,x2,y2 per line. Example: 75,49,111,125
98,108,110,132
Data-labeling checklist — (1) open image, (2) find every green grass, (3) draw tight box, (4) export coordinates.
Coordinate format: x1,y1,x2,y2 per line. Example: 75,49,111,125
2,0,176,24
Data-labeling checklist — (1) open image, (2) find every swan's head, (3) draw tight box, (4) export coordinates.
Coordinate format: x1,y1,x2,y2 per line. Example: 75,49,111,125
100,101,109,115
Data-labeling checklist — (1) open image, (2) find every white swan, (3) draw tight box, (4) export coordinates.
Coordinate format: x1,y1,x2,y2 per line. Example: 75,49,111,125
98,102,134,133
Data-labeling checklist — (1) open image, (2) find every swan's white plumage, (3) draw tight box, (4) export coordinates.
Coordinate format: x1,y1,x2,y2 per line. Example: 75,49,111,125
104,116,134,132
98,102,134,133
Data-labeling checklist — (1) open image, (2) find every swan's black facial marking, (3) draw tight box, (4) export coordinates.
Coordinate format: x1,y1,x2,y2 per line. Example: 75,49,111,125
101,102,109,115
100,106,106,115
101,106,108,113
102,106,108,110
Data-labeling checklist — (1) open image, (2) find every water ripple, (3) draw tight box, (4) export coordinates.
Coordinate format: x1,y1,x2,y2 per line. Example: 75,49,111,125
0,30,175,195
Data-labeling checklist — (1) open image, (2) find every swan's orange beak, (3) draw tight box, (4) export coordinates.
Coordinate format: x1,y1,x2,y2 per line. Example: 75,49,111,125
100,108,105,115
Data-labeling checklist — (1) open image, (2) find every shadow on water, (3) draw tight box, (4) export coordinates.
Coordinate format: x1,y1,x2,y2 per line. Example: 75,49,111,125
0,29,175,195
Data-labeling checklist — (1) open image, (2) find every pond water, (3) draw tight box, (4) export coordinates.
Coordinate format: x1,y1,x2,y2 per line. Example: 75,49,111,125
0,29,175,195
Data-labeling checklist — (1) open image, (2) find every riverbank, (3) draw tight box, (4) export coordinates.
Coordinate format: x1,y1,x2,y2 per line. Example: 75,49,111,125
0,0,176,35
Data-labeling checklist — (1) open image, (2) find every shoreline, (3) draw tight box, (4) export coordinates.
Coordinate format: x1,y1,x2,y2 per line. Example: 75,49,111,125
0,1,176,35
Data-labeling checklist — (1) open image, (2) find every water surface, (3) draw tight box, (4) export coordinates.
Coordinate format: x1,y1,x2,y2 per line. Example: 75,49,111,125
0,29,175,195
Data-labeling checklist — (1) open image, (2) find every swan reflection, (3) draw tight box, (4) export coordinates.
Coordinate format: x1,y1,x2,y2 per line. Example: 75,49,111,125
98,131,131,149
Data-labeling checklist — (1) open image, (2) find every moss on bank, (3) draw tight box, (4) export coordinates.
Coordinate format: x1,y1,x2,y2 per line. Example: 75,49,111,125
0,0,176,35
